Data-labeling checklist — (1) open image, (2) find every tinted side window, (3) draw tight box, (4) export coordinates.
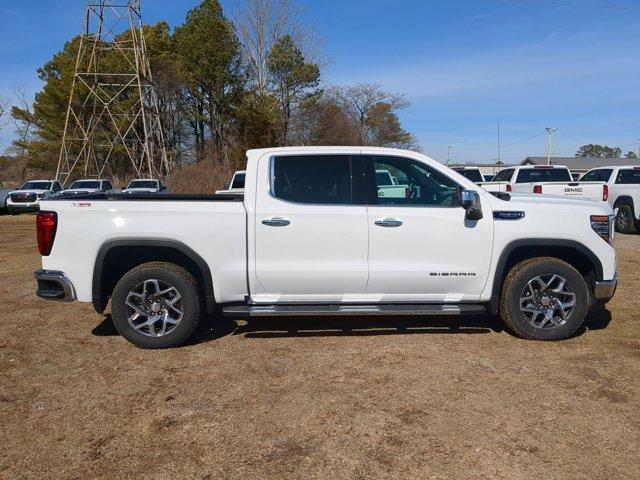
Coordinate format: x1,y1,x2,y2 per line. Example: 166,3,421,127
53,182,61,192
459,170,483,183
272,155,353,205
493,169,514,182
516,168,571,183
580,170,599,182
232,173,245,189
616,169,640,184
103,181,113,190
365,156,459,207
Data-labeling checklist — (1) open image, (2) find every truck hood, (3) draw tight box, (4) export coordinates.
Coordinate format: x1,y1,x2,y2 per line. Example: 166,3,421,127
9,189,50,195
123,188,159,193
60,188,100,196
488,192,613,214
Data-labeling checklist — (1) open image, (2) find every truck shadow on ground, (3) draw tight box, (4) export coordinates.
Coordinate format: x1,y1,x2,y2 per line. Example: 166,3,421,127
91,308,612,345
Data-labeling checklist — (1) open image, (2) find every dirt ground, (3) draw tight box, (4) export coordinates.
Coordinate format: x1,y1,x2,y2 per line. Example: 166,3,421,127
1,215,639,480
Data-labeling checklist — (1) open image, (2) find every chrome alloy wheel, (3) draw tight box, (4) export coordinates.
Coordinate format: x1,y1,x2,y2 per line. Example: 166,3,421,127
617,209,630,231
519,274,576,329
125,279,183,337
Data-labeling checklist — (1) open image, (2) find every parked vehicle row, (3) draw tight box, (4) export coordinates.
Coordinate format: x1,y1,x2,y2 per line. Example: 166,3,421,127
3,178,168,214
34,146,617,349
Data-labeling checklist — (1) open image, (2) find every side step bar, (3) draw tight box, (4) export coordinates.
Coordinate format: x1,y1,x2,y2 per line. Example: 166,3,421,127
222,304,486,317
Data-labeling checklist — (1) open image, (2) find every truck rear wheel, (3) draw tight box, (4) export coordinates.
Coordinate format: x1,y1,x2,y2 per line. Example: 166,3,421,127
615,205,636,234
111,262,201,349
499,257,589,341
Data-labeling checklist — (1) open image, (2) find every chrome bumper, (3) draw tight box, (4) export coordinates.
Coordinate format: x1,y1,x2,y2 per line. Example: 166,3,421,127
593,274,617,301
34,269,76,302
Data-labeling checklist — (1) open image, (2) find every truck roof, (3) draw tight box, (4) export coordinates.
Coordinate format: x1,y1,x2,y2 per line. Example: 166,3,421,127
247,146,422,156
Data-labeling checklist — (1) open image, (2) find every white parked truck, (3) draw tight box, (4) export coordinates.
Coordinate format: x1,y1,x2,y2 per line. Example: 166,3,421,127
34,147,617,348
580,166,640,233
58,179,117,198
480,165,607,202
215,170,246,196
6,180,63,214
122,179,167,194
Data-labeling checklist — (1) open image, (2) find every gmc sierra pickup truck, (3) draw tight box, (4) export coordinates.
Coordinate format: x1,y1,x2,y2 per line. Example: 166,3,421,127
580,165,640,233
34,147,618,348
479,165,606,202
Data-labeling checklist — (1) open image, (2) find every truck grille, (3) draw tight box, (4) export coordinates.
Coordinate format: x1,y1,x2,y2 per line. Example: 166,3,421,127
10,193,37,203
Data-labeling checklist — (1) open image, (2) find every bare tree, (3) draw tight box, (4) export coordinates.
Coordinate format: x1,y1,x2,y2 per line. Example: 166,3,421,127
329,84,410,146
0,97,10,132
233,0,324,94
10,86,37,158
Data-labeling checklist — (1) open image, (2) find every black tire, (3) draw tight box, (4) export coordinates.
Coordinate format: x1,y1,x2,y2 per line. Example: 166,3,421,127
111,262,202,349
615,204,636,234
499,257,589,341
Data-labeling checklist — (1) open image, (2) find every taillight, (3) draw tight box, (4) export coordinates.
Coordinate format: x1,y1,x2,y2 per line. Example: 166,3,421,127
506,184,512,192
603,184,609,202
36,211,57,256
533,185,543,194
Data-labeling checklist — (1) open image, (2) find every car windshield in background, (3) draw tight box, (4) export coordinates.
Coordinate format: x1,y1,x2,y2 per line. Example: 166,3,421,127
128,181,157,189
70,181,100,189
231,173,245,189
516,169,571,183
458,170,483,183
20,182,52,190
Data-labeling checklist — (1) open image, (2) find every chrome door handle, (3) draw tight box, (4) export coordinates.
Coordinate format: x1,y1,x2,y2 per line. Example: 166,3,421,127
262,217,291,227
375,218,403,228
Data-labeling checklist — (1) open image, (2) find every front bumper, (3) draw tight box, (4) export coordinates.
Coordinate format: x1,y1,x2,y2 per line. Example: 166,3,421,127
593,274,617,302
34,269,76,302
7,201,40,213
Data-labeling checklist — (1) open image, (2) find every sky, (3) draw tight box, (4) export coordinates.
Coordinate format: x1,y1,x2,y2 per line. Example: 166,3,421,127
0,0,639,164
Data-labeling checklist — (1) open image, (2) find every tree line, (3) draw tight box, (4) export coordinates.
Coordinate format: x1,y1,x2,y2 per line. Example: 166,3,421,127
6,0,418,183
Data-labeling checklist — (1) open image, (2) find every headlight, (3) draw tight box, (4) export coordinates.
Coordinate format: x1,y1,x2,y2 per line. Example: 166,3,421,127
591,215,615,244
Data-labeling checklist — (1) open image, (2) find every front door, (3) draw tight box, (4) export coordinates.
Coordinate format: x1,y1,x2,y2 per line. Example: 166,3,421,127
252,153,369,303
363,155,493,302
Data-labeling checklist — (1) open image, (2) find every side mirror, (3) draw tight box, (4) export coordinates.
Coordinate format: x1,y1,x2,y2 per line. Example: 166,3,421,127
460,189,483,221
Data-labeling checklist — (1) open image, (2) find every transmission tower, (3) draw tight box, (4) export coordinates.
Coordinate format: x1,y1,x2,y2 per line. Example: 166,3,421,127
56,0,169,185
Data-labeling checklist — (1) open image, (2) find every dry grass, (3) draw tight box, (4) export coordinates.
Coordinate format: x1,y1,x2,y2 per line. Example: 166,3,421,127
0,215,639,479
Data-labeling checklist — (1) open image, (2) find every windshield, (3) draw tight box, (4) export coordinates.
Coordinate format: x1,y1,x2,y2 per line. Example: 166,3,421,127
458,169,484,183
128,180,158,189
20,181,52,190
70,181,101,189
516,168,571,183
231,173,245,189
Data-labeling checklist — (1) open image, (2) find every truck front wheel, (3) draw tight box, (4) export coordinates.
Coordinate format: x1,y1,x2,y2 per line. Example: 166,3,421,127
499,257,589,341
111,262,202,349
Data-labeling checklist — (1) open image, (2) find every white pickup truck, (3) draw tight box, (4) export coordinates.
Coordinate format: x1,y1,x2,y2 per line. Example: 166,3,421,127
34,147,617,348
479,165,607,202
580,166,640,233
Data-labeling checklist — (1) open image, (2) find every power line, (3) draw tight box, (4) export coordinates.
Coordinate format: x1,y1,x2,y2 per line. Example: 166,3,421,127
498,0,640,12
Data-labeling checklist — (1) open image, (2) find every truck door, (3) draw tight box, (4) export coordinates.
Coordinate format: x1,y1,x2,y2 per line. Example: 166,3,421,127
251,153,369,302
363,154,493,302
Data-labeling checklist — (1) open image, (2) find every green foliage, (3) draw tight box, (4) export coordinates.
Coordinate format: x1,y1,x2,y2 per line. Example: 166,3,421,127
575,144,623,158
267,34,319,144
625,151,638,159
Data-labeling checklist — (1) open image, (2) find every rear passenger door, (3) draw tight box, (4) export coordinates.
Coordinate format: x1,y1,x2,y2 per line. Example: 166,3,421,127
252,154,369,302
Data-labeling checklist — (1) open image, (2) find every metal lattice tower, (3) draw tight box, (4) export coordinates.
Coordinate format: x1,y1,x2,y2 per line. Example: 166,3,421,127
56,0,169,185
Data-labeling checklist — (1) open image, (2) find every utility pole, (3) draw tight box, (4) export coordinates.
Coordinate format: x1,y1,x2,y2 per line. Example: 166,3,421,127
497,121,501,165
545,127,557,165
447,145,455,166
57,0,169,185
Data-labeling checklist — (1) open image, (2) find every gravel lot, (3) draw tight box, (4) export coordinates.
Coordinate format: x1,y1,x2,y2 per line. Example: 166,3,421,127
1,214,639,480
